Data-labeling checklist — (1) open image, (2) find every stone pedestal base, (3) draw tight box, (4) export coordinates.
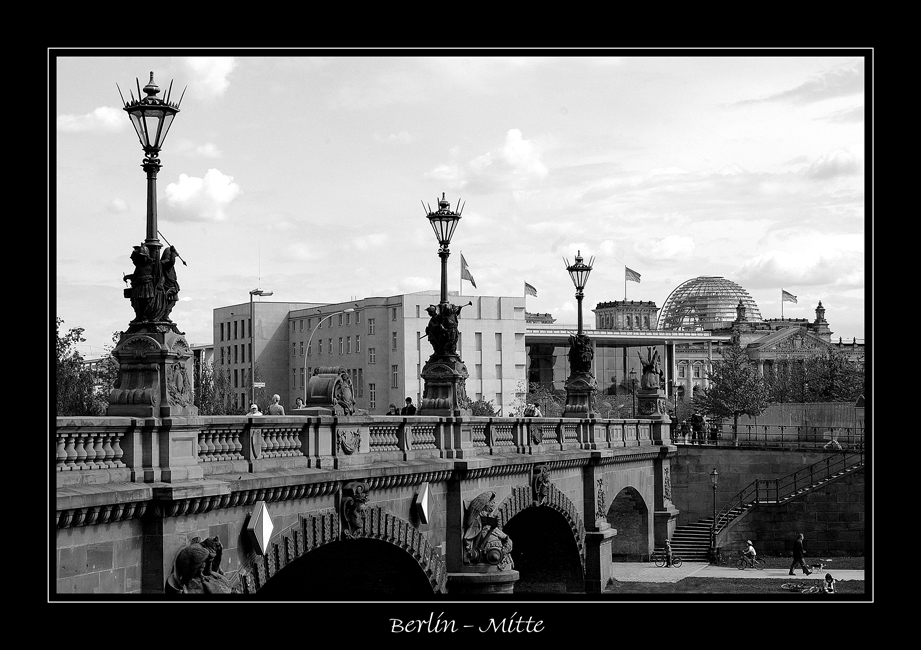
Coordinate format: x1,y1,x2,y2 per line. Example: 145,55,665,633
636,388,669,421
584,523,617,593
563,371,596,418
419,355,471,417
446,568,519,595
107,327,198,418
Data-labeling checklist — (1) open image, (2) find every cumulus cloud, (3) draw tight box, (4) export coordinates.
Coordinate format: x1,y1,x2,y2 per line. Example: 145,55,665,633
735,239,864,290
184,58,237,98
354,233,389,250
164,169,241,222
430,129,549,194
57,106,124,133
805,149,860,180
170,138,222,158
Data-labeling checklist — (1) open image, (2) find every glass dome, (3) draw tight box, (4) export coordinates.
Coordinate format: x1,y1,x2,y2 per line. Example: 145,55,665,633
656,276,762,331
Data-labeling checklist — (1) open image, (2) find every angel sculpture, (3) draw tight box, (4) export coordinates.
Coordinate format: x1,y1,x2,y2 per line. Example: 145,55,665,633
638,347,663,390
463,491,514,570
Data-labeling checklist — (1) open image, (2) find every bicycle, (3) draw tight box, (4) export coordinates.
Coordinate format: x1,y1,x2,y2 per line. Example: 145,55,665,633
712,549,732,566
736,553,766,570
780,581,822,594
653,550,683,568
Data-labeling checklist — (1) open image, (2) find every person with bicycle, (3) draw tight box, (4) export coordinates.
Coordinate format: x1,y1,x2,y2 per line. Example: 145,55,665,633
665,539,673,567
742,539,757,568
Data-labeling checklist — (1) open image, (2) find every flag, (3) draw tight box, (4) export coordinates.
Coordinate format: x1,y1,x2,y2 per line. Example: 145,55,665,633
461,253,476,288
782,289,797,304
625,267,641,283
524,282,537,297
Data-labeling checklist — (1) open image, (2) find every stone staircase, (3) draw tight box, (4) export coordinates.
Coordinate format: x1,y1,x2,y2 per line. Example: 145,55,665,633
654,452,864,563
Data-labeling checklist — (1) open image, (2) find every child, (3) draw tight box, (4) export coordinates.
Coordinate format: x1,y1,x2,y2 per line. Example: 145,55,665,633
823,573,836,593
743,540,757,568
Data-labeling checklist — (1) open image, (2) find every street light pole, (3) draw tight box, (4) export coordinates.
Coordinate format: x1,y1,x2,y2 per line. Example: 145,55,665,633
710,468,719,562
629,368,637,418
302,308,355,403
250,288,273,407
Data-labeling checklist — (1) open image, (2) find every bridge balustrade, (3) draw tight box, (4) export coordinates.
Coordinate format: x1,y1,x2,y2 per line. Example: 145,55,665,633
673,424,865,451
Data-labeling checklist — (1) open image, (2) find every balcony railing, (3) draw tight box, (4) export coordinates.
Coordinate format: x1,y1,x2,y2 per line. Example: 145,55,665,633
672,423,865,451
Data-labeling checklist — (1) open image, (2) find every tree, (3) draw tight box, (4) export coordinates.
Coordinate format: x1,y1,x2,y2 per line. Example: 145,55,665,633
694,341,770,435
458,395,498,416
195,357,236,415
56,318,103,416
526,382,566,417
765,345,865,403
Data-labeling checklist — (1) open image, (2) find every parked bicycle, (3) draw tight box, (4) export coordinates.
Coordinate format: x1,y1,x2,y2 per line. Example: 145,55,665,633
736,552,766,570
653,550,683,568
712,549,732,566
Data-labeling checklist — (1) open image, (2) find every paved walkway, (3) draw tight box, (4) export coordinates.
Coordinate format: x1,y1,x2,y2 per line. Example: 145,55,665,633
609,562,865,583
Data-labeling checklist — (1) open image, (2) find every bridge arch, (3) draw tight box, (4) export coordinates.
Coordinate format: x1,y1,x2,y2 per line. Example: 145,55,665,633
606,486,650,560
239,507,447,596
496,483,587,592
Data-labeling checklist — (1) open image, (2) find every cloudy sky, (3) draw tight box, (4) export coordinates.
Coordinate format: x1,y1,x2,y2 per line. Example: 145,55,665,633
53,52,867,357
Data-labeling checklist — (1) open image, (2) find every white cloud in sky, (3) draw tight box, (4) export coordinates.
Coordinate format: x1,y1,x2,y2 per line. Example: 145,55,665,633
184,57,237,98
106,198,129,214
805,149,860,180
634,235,696,261
57,106,124,133
439,129,549,194
164,169,241,222
354,233,389,250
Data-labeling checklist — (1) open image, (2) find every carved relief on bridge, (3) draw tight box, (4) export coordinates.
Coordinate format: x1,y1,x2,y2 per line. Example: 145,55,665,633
340,480,370,539
237,505,448,595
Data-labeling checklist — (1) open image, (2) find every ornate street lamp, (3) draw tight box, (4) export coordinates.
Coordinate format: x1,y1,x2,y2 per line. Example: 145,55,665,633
249,288,273,407
562,251,597,418
108,72,195,418
710,468,719,562
418,193,472,417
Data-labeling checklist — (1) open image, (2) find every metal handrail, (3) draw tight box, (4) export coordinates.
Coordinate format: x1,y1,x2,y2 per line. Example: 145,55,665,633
713,449,865,536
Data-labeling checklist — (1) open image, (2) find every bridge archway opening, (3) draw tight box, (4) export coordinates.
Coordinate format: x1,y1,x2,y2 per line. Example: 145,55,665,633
254,538,435,599
503,506,584,594
606,486,650,561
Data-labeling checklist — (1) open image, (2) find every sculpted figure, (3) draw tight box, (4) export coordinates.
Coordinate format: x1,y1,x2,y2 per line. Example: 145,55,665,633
463,491,514,570
638,347,663,390
165,537,237,594
159,245,180,322
568,333,594,375
335,370,356,415
125,243,160,323
425,301,472,356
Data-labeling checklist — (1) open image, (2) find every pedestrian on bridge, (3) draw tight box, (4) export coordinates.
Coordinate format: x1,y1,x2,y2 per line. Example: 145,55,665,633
267,394,285,415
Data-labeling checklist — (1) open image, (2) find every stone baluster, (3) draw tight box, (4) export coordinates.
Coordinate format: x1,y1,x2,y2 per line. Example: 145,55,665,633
56,432,67,470
100,432,115,468
73,432,89,470
91,433,106,469
216,429,229,461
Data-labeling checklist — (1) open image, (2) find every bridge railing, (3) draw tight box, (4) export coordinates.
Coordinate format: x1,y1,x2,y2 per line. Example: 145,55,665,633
673,424,865,451
56,414,669,485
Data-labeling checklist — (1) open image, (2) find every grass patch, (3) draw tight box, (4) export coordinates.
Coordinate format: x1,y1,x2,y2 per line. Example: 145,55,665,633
605,577,865,595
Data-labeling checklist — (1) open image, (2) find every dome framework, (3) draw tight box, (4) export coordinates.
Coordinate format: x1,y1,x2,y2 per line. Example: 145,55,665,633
656,276,762,331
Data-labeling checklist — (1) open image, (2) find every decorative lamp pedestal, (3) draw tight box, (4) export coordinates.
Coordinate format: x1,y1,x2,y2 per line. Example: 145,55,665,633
446,567,519,595
636,388,669,421
563,372,597,419
107,328,198,418
419,355,472,417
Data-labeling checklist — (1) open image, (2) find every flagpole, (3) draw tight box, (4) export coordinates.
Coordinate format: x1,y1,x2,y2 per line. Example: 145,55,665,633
459,250,462,298
624,266,627,300
781,290,783,319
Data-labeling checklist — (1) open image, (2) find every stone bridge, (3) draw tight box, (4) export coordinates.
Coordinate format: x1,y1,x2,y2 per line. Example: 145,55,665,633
55,414,676,597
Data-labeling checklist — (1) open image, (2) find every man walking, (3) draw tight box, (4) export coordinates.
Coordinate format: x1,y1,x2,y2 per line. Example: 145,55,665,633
789,533,812,575
401,397,417,415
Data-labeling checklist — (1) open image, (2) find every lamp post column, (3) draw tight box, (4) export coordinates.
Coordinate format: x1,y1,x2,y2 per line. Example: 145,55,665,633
710,468,719,562
250,292,256,407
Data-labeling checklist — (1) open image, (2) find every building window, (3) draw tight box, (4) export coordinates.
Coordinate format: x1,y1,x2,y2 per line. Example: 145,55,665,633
234,368,238,388
300,367,305,388
221,347,225,364
308,318,312,330
495,333,502,351
292,342,296,357
318,339,323,355
391,365,399,388
368,318,376,335
234,321,238,339
476,364,482,379
233,346,238,364
475,332,482,351
495,364,502,378
369,348,376,363
339,337,344,354
392,307,397,321
626,315,632,328
356,334,361,353
346,312,351,325
347,336,352,354
300,341,304,356
248,343,251,364
307,341,312,356
356,311,361,324
392,332,398,350
338,314,343,326
369,383,376,410
220,323,224,341
693,365,701,378
678,365,687,378
328,338,332,355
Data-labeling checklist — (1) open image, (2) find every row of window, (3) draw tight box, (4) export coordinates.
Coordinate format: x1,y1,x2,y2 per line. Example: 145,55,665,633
220,343,251,365
219,319,249,342
289,309,399,336
677,363,705,379
597,313,652,329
